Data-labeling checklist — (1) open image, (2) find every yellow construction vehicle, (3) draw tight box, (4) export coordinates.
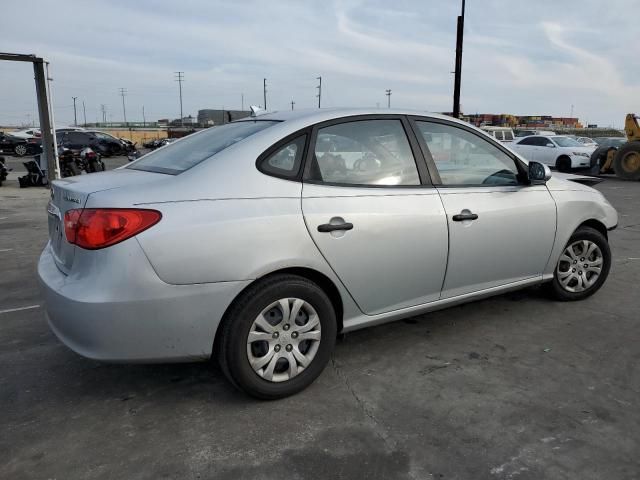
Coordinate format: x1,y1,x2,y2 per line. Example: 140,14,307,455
600,113,640,180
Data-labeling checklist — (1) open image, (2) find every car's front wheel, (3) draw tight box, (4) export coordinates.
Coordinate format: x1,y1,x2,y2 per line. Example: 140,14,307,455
549,226,611,301
218,274,336,399
14,144,28,156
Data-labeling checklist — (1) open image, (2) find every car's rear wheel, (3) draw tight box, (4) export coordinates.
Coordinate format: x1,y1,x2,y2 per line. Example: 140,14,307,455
14,144,28,157
556,156,571,173
549,226,611,301
218,274,336,399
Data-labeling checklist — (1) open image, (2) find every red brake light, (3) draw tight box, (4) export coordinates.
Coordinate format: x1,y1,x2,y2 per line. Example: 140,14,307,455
64,208,161,250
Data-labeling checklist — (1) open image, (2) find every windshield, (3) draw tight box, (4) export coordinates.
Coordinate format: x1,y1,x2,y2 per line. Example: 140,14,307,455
128,121,278,174
552,136,581,147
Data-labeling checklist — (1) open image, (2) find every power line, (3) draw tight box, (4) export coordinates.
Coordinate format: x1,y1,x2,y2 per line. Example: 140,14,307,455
175,72,184,126
119,88,127,124
385,89,392,108
316,76,322,108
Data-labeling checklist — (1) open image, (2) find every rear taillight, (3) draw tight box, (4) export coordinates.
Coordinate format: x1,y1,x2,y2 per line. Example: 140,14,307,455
64,208,161,250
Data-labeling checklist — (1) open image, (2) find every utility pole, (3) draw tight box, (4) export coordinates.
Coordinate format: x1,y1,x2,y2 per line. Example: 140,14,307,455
263,78,267,110
291,100,295,110
316,76,322,108
72,96,77,126
452,0,466,118
119,88,127,125
241,93,244,111
386,89,392,108
142,105,146,127
82,100,86,126
175,71,184,125
570,104,574,118
100,104,106,123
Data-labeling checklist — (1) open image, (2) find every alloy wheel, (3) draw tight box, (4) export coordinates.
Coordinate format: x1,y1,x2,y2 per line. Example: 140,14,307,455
15,144,27,156
246,298,321,383
556,240,603,293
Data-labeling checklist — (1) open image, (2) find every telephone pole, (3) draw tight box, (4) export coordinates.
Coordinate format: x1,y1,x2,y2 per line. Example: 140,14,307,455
100,104,106,123
263,78,267,110
385,89,392,108
72,96,77,126
452,0,466,118
241,93,244,111
119,88,127,125
174,71,184,126
316,76,322,108
142,105,146,127
82,100,86,126
291,100,295,110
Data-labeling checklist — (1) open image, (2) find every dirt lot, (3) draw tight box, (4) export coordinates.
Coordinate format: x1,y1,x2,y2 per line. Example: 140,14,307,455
1,160,639,479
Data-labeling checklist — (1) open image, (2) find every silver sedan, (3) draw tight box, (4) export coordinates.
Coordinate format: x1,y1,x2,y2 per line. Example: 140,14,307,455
39,108,618,399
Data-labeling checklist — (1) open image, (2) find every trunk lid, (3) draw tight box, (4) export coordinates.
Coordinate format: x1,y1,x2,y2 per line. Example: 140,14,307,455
47,169,168,273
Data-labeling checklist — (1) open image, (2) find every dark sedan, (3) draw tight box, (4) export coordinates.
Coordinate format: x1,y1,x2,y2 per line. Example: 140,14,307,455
57,130,127,157
0,132,42,156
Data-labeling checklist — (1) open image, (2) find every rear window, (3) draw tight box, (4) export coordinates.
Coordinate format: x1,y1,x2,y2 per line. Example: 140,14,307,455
128,121,278,174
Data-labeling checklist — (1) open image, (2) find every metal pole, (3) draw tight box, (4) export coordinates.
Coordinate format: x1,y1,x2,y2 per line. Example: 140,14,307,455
241,93,244,111
452,0,465,118
386,89,392,108
142,105,146,127
119,88,127,125
72,96,77,126
175,72,184,126
263,78,267,110
33,59,57,182
291,100,295,110
82,100,86,126
317,76,322,108
45,61,59,180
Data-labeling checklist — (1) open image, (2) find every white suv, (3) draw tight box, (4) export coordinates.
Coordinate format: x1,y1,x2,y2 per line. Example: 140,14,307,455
510,135,593,172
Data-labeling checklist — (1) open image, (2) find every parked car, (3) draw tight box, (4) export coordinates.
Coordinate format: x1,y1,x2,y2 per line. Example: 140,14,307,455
515,129,556,137
575,137,598,148
57,130,126,157
0,132,42,156
481,126,515,143
510,135,593,171
11,128,41,139
39,108,617,399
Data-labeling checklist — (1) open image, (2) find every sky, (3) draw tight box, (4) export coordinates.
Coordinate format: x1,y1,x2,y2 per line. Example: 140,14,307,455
1,0,638,128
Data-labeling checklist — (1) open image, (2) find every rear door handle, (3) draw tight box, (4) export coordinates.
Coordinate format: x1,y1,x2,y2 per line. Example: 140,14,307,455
317,222,354,233
452,212,478,222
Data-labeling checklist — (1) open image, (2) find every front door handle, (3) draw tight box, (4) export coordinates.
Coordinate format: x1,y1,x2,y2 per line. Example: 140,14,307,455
317,222,354,233
452,212,478,222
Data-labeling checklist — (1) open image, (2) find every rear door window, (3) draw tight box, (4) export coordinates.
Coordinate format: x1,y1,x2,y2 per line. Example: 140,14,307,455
129,121,278,174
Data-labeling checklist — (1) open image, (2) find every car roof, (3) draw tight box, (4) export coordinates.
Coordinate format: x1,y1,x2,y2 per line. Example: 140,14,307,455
236,107,469,128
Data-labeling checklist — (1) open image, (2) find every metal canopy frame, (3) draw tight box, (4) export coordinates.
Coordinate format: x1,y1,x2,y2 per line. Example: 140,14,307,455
0,52,59,182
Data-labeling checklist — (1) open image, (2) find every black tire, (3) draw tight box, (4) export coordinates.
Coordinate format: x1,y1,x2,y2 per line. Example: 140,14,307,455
62,162,79,178
548,226,611,301
556,156,571,173
613,142,640,181
218,274,336,399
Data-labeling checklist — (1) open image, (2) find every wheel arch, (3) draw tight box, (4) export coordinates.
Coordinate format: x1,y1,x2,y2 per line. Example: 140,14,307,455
576,218,608,240
212,266,345,358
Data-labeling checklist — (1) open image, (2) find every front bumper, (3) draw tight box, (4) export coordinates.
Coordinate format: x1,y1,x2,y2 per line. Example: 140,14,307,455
570,154,591,168
38,241,250,362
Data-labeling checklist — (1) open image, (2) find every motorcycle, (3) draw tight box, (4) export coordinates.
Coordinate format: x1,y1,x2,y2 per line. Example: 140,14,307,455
58,147,83,177
0,157,10,186
80,147,105,173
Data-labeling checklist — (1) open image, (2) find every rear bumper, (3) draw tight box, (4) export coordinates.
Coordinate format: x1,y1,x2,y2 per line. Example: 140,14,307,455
38,241,250,362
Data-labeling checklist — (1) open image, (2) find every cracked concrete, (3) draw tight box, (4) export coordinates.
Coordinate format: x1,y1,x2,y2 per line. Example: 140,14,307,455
1,159,639,479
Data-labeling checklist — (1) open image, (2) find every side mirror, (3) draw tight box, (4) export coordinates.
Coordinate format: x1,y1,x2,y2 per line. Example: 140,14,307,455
546,142,555,147
528,161,551,183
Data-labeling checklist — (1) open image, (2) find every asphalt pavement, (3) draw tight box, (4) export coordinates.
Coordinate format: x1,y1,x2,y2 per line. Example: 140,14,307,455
1,159,639,479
